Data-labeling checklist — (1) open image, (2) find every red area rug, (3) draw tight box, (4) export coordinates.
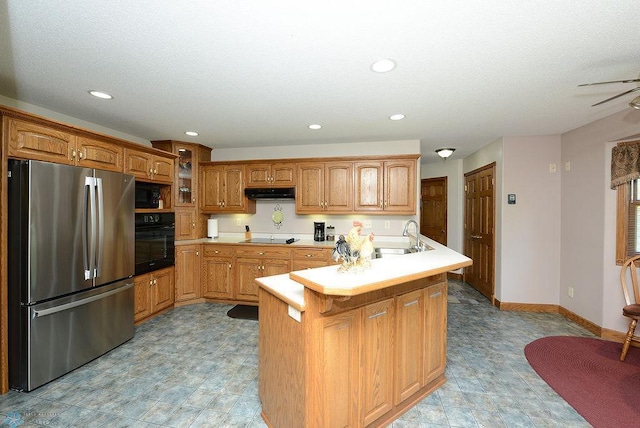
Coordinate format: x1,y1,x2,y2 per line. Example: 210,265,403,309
524,336,640,427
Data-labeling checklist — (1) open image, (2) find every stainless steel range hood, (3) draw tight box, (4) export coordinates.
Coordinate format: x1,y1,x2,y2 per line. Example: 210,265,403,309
244,187,295,200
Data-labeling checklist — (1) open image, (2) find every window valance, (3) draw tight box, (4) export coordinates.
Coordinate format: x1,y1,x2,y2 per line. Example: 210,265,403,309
612,141,640,189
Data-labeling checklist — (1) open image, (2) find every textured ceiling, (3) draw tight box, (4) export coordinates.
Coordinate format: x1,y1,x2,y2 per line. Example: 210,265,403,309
1,1,639,162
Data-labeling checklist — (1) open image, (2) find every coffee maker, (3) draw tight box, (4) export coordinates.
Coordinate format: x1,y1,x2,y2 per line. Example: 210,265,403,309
314,222,325,241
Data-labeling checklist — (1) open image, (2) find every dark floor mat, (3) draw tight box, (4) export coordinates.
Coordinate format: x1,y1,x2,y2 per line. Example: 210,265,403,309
226,304,259,320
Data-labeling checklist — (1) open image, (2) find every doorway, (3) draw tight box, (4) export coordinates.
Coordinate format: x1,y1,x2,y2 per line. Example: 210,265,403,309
420,177,447,246
463,163,496,303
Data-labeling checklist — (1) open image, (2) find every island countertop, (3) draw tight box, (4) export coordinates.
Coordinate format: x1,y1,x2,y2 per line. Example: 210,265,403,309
257,236,472,305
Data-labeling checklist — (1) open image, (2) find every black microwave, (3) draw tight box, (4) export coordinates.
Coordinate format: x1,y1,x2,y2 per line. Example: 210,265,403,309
135,183,161,209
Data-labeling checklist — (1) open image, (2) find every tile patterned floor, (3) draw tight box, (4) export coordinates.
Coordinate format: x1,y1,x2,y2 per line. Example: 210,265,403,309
0,280,594,427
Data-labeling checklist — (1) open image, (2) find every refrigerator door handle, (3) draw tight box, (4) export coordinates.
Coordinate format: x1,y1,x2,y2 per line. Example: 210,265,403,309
96,177,104,278
84,176,97,280
31,282,134,319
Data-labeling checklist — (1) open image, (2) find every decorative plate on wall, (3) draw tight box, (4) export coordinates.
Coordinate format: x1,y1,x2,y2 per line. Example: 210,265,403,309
272,205,284,229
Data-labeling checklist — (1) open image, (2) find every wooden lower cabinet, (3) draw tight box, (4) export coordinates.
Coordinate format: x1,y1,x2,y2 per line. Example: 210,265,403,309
259,276,447,428
202,245,234,299
134,267,175,323
175,244,201,302
236,253,290,302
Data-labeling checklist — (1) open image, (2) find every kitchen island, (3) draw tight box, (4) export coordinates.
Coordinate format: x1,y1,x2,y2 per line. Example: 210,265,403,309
256,237,472,428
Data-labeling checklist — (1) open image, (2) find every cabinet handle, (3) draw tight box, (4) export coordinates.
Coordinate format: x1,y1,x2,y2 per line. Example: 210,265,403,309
380,202,384,208
368,310,387,319
192,222,196,229
404,299,419,307
71,149,76,160
228,264,232,269
153,168,158,175
258,252,265,256
214,250,220,254
149,168,154,177
153,279,157,286
192,197,196,203
78,150,84,160
471,235,482,239
305,254,313,258
149,279,153,287
196,251,199,256
430,291,442,298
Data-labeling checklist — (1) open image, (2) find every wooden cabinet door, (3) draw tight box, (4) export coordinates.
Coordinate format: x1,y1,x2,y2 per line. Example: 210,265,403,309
296,162,324,213
152,267,175,312
424,282,447,385
151,156,174,183
133,273,151,322
174,208,197,240
236,257,261,302
200,165,224,211
223,165,246,211
263,258,290,278
395,289,424,404
271,162,296,186
6,118,75,164
317,309,361,428
76,137,123,172
175,144,197,207
202,257,233,299
175,245,201,302
246,163,272,187
361,298,395,425
384,159,415,214
325,161,353,212
354,161,384,211
124,149,152,181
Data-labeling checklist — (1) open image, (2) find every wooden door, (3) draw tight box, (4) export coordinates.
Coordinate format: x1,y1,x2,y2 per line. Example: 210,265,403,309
271,162,296,186
200,165,224,211
263,258,291,278
354,161,384,211
296,162,324,213
202,257,233,299
223,165,246,211
361,298,395,425
325,161,353,212
423,282,447,384
421,177,447,245
464,163,495,302
174,209,197,240
152,267,175,312
236,257,261,302
175,245,201,302
395,289,424,404
384,160,415,213
6,118,76,165
76,137,123,172
246,163,272,187
133,274,151,322
124,149,152,181
151,156,174,183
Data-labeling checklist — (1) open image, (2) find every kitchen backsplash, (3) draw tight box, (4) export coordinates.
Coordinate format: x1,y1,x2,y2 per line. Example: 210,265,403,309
209,200,418,238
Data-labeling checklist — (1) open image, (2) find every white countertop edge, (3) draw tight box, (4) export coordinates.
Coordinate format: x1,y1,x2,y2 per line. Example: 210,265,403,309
256,274,305,312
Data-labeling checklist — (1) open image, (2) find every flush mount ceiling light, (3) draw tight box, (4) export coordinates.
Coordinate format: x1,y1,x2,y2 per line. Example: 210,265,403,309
88,90,113,100
371,58,396,73
630,95,640,110
389,114,405,121
308,124,322,130
185,131,199,136
435,148,456,159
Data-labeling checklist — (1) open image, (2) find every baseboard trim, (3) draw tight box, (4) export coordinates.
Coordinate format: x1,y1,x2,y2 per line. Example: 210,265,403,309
447,272,463,281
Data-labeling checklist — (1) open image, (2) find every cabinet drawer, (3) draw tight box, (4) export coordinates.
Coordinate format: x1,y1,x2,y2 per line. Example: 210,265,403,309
203,245,236,258
235,246,291,259
292,247,332,261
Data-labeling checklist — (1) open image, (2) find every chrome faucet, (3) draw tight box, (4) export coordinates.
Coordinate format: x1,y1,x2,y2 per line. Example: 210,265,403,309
402,219,420,249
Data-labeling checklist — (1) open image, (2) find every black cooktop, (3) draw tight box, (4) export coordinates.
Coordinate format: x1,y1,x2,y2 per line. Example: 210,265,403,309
240,238,299,244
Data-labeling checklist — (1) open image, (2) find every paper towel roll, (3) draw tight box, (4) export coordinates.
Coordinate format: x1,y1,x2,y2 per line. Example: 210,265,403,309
207,219,219,238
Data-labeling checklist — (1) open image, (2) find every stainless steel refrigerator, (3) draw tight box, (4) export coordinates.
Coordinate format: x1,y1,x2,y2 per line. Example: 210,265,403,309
8,159,135,391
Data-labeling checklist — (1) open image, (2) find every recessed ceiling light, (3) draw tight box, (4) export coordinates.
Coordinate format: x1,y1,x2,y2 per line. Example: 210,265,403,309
308,124,322,130
185,131,199,136
371,58,396,73
89,90,113,100
389,114,405,121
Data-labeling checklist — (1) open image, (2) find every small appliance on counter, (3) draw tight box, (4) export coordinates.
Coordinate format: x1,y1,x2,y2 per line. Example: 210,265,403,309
326,225,335,241
314,222,325,241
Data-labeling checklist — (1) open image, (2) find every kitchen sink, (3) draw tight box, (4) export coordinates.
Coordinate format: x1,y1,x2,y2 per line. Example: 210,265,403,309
372,243,434,258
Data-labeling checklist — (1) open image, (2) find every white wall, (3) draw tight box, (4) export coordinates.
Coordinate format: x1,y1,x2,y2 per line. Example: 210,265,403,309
561,108,640,330
501,136,561,304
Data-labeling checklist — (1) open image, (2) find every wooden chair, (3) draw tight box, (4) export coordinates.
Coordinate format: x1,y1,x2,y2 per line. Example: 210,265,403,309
620,255,640,361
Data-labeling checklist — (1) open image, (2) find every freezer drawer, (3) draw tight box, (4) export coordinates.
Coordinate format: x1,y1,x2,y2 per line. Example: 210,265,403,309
10,280,134,392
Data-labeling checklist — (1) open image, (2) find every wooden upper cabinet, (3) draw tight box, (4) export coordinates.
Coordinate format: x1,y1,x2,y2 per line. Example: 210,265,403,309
246,162,296,188
296,161,352,213
6,117,76,164
200,163,255,213
355,159,416,214
124,148,174,184
76,136,123,172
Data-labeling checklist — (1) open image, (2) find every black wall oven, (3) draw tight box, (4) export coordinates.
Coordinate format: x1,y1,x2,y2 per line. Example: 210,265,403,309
135,212,175,275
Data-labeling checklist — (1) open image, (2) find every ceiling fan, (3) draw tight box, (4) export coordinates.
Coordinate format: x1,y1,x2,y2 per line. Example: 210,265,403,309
578,77,640,108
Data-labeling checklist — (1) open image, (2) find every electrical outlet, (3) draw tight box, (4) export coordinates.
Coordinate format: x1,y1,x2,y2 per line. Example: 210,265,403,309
236,218,241,226
384,221,390,229
549,163,557,173
363,220,372,229
568,287,574,298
